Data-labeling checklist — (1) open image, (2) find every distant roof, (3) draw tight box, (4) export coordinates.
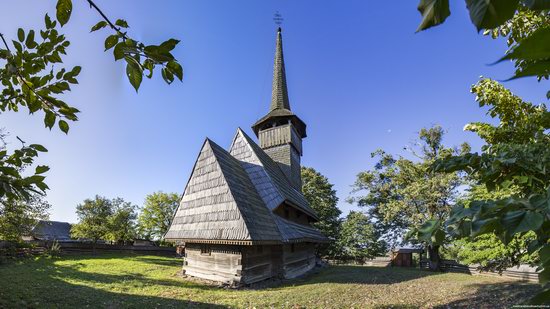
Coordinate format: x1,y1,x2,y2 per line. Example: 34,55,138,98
165,130,327,244
32,220,72,241
393,247,424,254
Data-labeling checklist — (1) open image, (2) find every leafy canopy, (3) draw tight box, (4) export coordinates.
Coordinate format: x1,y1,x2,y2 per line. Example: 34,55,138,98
430,79,550,303
338,211,387,262
0,0,182,201
137,191,179,241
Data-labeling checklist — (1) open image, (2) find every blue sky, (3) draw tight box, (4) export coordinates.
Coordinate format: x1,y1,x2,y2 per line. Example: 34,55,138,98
1,1,548,222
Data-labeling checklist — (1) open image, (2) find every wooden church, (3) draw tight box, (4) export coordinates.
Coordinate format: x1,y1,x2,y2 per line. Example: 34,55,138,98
165,28,328,285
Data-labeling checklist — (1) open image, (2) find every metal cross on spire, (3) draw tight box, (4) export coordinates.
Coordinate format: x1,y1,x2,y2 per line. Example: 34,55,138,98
273,11,284,27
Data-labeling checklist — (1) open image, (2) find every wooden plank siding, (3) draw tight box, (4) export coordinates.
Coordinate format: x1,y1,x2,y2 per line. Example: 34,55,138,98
282,243,316,279
184,243,243,284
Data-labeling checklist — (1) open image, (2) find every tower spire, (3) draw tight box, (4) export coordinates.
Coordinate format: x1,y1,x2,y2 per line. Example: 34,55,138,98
270,27,291,111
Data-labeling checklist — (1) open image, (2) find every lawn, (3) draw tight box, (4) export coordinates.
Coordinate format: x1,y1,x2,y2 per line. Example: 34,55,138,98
0,253,539,308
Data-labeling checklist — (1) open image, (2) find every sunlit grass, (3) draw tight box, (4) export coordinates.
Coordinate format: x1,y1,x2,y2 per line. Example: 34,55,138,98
0,253,539,308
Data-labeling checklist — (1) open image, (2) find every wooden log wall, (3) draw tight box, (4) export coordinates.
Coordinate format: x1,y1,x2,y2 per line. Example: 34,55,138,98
282,243,316,279
184,243,243,284
241,245,283,284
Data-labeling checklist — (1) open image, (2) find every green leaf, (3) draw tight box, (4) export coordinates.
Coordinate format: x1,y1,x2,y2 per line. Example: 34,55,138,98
115,19,129,28
471,217,499,237
159,39,180,52
104,35,119,51
29,144,48,152
501,210,544,235
523,0,550,10
17,28,25,42
125,57,143,92
90,21,108,32
539,244,550,264
113,42,125,61
45,14,53,29
58,120,69,134
530,287,550,305
44,111,56,129
161,67,174,84
500,28,550,63
35,165,50,174
56,0,72,27
416,0,450,32
465,0,519,31
547,90,550,100
166,61,183,81
25,30,36,48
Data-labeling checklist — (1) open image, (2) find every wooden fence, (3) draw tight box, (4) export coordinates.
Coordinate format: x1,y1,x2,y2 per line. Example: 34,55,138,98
419,260,539,283
1,240,177,257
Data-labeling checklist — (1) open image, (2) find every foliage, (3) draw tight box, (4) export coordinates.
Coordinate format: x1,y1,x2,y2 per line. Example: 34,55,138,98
0,0,182,202
105,198,137,244
415,0,550,32
338,211,387,262
0,194,51,241
0,254,540,308
415,2,550,97
424,78,550,303
137,192,179,241
351,126,464,269
46,240,61,256
301,167,342,257
71,195,113,243
453,233,537,271
71,195,138,245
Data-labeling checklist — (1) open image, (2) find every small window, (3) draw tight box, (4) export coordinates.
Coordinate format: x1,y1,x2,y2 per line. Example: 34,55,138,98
200,246,211,256
284,209,290,218
290,244,295,253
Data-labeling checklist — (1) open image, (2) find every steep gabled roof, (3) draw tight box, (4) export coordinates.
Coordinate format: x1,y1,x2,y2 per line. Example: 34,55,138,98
32,220,72,241
270,27,290,111
165,139,280,242
251,28,306,138
229,128,319,221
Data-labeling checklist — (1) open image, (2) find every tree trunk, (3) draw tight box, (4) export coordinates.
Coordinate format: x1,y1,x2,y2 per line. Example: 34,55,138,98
427,244,441,271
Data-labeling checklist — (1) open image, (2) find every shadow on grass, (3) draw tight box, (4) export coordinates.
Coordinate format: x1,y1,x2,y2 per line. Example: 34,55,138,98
289,265,437,286
0,255,227,308
435,281,540,309
129,255,183,267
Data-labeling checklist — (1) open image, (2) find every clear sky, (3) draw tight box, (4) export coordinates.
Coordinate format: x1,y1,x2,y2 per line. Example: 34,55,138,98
1,1,548,223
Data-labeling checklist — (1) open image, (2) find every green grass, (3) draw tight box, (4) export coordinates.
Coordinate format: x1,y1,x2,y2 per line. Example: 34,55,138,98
0,253,539,308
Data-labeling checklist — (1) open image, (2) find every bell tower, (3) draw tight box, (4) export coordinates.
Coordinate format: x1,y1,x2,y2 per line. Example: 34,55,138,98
252,28,306,191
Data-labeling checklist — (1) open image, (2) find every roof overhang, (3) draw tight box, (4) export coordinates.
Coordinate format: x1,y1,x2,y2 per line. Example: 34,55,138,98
251,109,307,138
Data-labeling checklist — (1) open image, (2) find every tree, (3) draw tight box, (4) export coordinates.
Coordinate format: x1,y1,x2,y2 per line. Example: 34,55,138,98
0,0,182,201
338,211,386,263
412,2,550,302
105,198,137,245
137,192,179,241
351,126,465,270
450,183,538,272
301,167,342,258
71,195,113,248
429,79,550,302
0,194,51,242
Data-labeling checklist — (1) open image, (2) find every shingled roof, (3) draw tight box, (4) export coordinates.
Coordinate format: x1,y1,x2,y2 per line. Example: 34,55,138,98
32,220,72,241
251,28,306,138
230,128,318,220
165,132,327,244
165,139,281,243
165,27,327,245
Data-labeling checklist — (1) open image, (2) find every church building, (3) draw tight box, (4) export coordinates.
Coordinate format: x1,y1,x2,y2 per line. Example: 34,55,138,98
165,28,327,285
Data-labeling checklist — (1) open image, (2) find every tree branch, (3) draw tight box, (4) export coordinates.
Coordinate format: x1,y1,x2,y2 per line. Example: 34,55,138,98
85,0,128,40
0,33,62,118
